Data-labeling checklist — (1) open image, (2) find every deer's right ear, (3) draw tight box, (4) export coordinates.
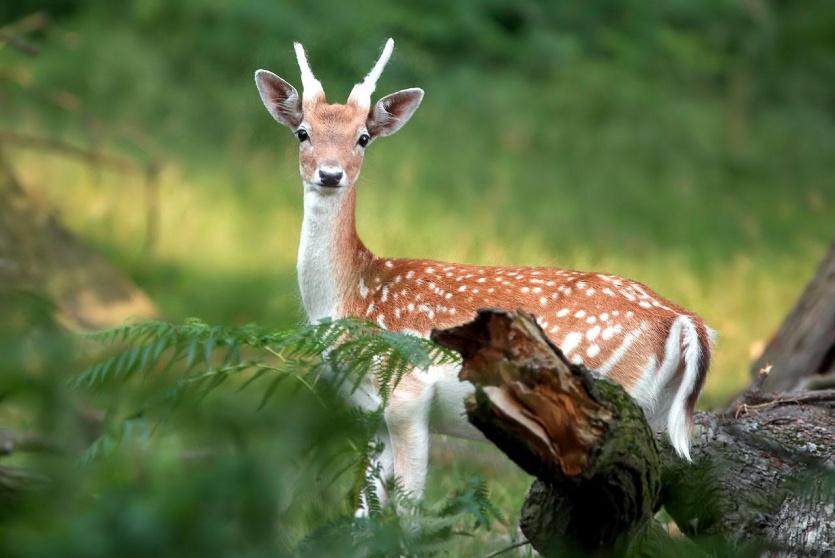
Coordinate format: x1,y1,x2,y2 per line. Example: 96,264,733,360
255,70,303,129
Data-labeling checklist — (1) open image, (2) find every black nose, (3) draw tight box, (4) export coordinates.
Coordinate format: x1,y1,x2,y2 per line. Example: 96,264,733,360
318,169,343,187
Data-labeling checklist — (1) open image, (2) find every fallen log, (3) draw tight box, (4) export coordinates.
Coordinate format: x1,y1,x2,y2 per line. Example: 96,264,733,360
432,309,835,556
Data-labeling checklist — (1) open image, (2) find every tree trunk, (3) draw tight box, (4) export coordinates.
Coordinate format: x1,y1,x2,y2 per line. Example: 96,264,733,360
0,147,156,330
433,310,835,556
751,239,835,391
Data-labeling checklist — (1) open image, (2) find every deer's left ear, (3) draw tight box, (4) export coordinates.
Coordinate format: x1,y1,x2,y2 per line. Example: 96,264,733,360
255,69,303,129
367,88,424,137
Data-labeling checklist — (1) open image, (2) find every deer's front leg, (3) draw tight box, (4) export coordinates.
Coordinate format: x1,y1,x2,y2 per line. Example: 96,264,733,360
384,375,433,500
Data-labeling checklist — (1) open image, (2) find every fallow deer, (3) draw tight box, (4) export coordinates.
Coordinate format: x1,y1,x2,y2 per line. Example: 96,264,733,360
254,39,714,506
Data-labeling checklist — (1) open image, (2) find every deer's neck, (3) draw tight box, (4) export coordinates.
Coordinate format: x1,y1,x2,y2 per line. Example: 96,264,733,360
297,184,370,322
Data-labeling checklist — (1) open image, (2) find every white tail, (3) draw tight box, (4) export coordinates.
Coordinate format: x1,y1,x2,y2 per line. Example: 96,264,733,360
254,39,714,504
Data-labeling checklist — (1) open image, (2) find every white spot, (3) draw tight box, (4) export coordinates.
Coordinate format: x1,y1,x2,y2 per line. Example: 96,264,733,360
577,281,587,289
376,315,386,328
446,272,453,277
394,275,402,283
395,308,401,318
418,304,435,319
603,288,615,296
602,327,615,340
407,303,415,312
549,325,560,334
458,285,467,293
488,288,495,293
532,286,542,294
557,308,570,318
445,292,453,300
426,267,435,274
561,331,582,353
639,300,652,308
546,281,556,287
600,313,609,322
571,355,584,365
359,278,369,298
365,303,375,316
586,344,600,358
477,277,486,283
472,288,479,294
586,326,601,341
381,286,389,302
625,311,634,318
384,260,394,269
586,289,595,296
574,310,586,318
612,310,620,316
539,297,548,306
449,308,457,315
521,287,530,293
585,316,597,324
406,271,415,279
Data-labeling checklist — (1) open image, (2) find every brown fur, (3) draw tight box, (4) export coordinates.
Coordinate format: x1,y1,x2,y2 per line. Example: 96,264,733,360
299,101,369,185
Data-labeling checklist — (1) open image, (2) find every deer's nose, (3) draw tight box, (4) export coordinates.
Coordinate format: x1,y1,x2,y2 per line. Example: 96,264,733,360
318,166,344,187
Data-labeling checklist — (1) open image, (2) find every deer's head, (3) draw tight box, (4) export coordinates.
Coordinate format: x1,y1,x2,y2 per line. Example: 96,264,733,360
255,39,422,191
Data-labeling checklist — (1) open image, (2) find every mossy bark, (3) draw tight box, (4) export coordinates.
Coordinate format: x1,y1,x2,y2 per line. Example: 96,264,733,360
433,310,835,556
433,310,665,555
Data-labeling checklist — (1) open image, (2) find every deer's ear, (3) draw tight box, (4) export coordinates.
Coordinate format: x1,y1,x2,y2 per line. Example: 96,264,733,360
255,69,303,129
367,88,424,137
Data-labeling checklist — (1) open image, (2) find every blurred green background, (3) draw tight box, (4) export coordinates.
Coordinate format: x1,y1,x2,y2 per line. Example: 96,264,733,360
1,0,834,555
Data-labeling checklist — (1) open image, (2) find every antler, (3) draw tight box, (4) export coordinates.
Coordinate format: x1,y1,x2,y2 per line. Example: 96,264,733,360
294,42,325,105
347,38,394,110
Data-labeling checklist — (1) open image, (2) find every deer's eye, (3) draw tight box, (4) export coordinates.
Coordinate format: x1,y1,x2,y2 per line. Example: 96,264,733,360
296,129,309,142
357,133,370,148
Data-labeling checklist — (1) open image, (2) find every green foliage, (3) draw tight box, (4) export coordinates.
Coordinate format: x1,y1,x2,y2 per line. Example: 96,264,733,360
0,314,506,557
73,316,457,405
300,476,504,557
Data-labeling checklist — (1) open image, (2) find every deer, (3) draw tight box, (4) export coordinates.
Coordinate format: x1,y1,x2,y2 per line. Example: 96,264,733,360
254,38,714,509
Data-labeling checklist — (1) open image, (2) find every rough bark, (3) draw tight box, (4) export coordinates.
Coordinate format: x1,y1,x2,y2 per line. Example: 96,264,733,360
751,239,835,391
0,146,156,330
663,388,835,555
433,310,835,557
433,310,665,555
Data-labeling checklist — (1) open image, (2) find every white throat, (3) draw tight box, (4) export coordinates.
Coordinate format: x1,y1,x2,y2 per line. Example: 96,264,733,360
297,183,348,323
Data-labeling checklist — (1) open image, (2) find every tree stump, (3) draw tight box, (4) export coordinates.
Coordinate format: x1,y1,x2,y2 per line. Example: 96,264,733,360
432,309,665,555
432,310,835,556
